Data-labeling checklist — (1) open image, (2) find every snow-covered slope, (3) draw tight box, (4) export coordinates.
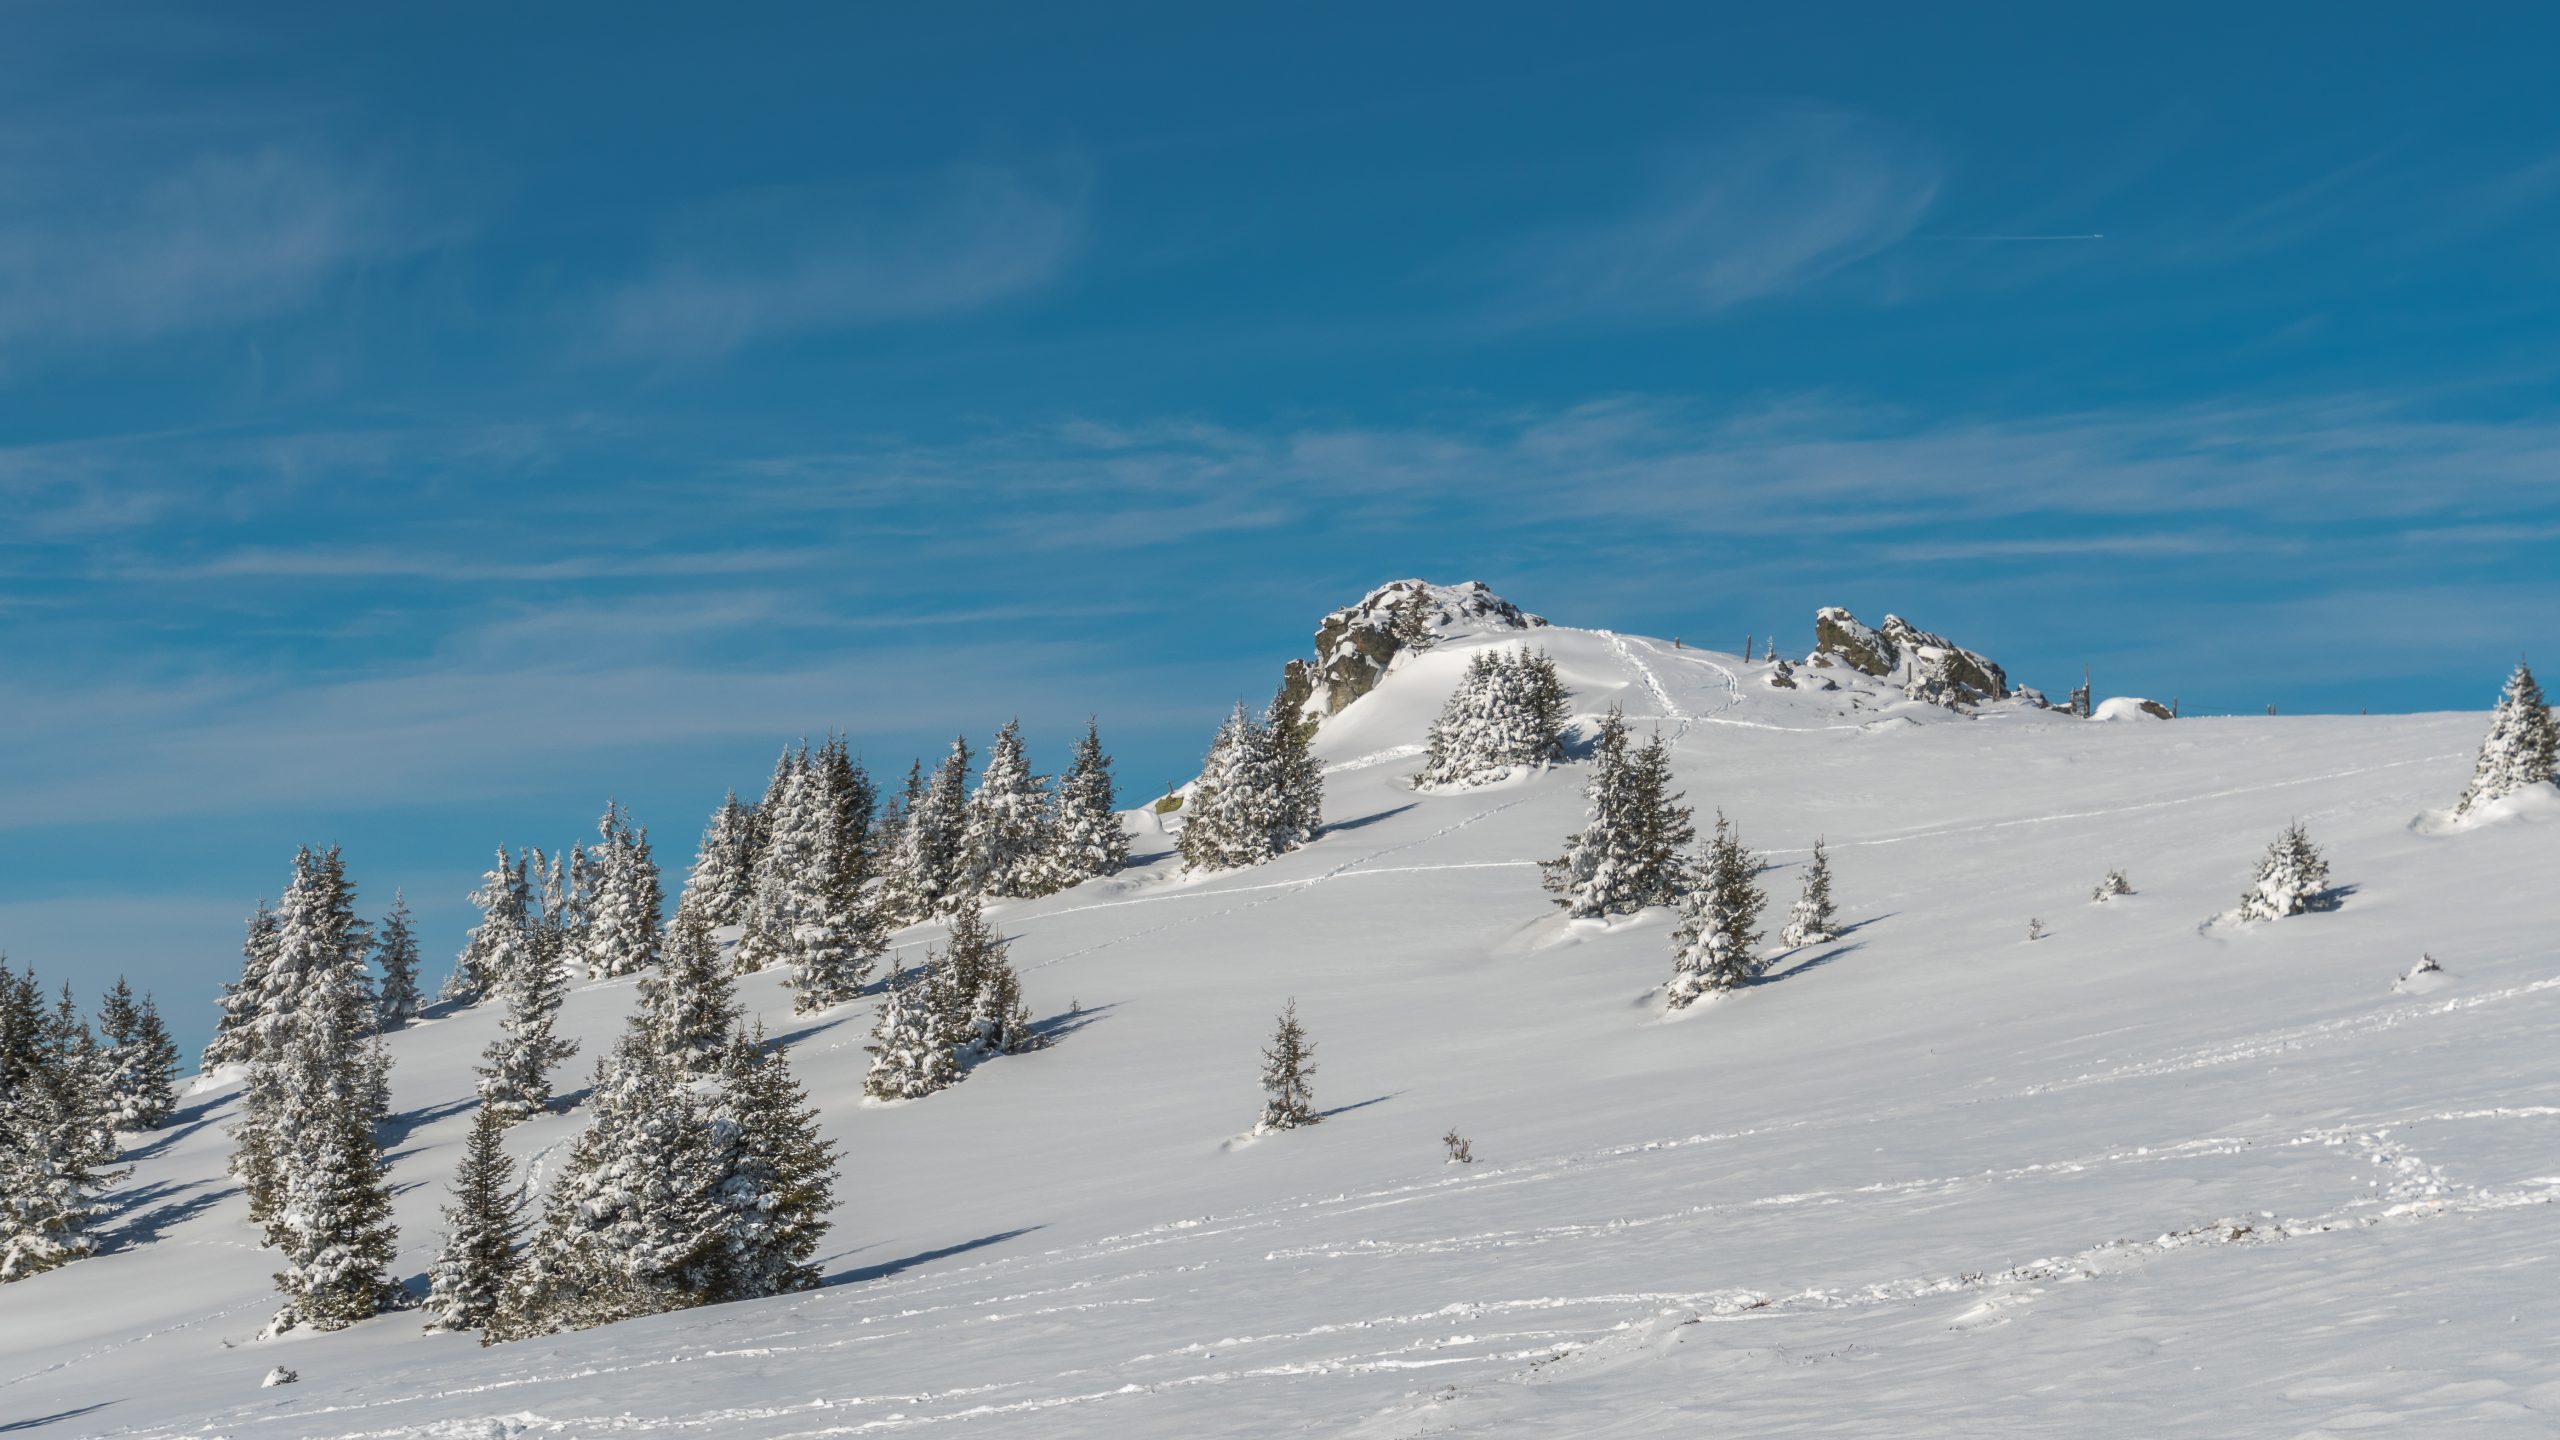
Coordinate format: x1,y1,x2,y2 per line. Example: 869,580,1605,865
8,621,2557,1439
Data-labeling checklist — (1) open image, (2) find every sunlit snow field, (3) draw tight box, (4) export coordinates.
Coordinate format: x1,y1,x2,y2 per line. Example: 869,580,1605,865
6,622,2555,1438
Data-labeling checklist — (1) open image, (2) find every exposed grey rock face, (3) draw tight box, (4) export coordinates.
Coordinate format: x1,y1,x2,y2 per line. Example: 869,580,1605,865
1811,606,2009,709
1292,579,1545,721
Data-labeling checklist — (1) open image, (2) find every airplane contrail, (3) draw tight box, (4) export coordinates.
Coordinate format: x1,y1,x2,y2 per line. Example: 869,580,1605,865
1923,232,2106,241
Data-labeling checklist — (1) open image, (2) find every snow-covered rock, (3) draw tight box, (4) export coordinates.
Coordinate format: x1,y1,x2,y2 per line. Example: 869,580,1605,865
2092,696,2173,722
1283,579,1544,723
1808,607,2008,709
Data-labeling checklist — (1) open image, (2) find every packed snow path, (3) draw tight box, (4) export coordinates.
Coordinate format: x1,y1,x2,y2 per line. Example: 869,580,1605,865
4,623,2554,1438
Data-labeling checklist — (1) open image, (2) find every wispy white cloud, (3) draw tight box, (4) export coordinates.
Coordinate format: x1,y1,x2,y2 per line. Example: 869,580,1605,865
591,164,1088,363
1493,108,1940,324
0,147,410,347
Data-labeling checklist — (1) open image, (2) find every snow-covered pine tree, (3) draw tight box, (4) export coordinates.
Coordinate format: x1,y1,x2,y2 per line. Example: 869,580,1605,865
1627,733,1696,906
2091,869,2134,903
373,890,423,1028
701,1027,836,1303
2454,660,2558,816
783,738,888,1013
963,719,1057,898
0,968,126,1282
642,908,743,1074
733,745,809,975
203,899,280,1070
231,847,381,1227
1177,703,1287,873
1047,717,1130,889
862,962,958,1101
444,851,525,1006
232,848,400,1333
96,978,179,1131
1778,839,1839,948
488,1037,724,1339
871,759,926,926
474,862,578,1123
675,791,759,930
1417,648,1571,789
919,735,976,916
423,1103,526,1337
940,899,1039,1058
1540,708,1654,918
1268,683,1325,851
583,802,664,980
2237,822,2335,921
1666,813,1767,1009
1254,1000,1319,1134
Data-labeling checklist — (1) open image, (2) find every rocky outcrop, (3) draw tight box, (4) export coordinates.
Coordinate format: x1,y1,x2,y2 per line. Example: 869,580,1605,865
1289,579,1545,721
1809,606,2009,709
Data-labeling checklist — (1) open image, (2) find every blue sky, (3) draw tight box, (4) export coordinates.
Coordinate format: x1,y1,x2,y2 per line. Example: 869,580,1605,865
5,2,2556,1053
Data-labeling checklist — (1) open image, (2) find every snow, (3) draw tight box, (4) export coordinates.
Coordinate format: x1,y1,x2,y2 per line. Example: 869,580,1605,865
5,623,2555,1437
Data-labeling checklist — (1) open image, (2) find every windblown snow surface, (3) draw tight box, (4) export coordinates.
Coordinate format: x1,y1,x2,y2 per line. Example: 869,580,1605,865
8,622,2558,1438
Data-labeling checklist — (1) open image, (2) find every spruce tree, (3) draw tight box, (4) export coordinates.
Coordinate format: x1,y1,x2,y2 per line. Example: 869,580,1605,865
231,848,400,1333
490,1038,724,1339
1268,683,1326,851
445,851,524,1005
1778,840,1839,948
2237,822,2335,921
940,900,1039,1058
1047,717,1130,889
374,890,423,1028
1419,648,1572,789
0,967,126,1282
232,847,381,1227
583,802,664,980
702,1028,836,1302
1541,709,1652,918
1178,703,1287,872
1255,1000,1319,1134
872,759,929,927
642,908,743,1074
2454,661,2559,816
1666,813,1767,1008
475,863,578,1123
863,962,958,1101
97,979,180,1131
733,745,807,975
2091,869,2134,903
918,735,976,915
423,1104,527,1337
963,719,1057,898
203,899,279,1069
782,738,887,1013
676,791,759,930
1626,734,1695,906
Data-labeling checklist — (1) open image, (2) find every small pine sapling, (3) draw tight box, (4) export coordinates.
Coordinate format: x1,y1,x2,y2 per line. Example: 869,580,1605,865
1442,1129,1473,1165
2091,870,2133,903
1255,1001,1319,1134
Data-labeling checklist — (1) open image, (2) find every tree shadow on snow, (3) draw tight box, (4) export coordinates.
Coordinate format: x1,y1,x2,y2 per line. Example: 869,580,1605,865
1759,941,1865,987
384,1095,478,1146
1319,803,1418,838
118,1109,219,1162
1029,1001,1118,1047
823,1226,1045,1288
1833,912,1895,938
1126,847,1177,868
766,1013,856,1053
106,1176,236,1248
0,1403,115,1432
1317,1092,1400,1120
